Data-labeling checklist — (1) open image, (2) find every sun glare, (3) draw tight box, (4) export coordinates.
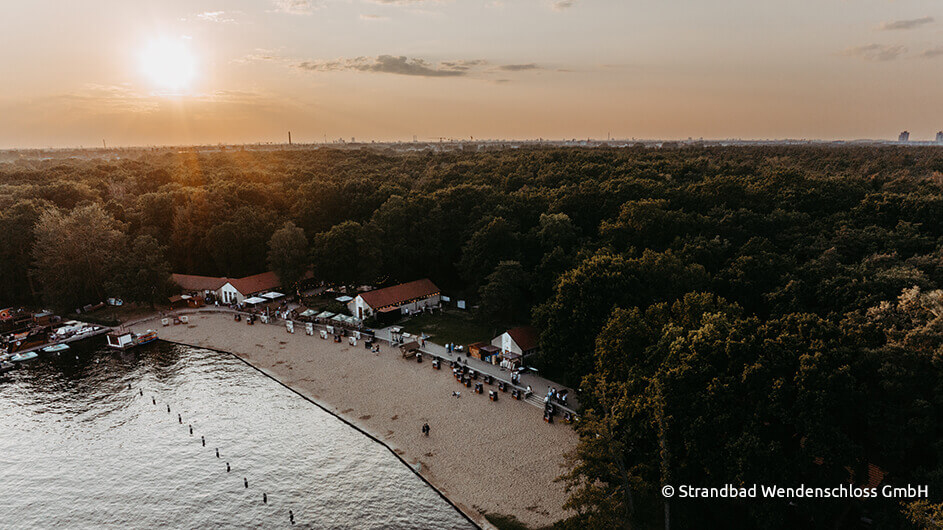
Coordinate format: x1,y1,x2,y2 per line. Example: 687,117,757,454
139,38,196,93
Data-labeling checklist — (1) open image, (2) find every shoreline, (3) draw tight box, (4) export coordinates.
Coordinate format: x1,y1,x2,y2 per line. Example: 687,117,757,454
159,337,481,530
129,312,577,529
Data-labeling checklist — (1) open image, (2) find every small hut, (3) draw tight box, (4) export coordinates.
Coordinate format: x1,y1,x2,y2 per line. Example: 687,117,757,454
399,340,421,358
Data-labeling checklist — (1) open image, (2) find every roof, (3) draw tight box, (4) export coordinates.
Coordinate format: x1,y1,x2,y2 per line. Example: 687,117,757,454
172,273,227,292
173,270,314,296
399,341,421,352
358,279,440,310
506,326,539,352
227,271,281,296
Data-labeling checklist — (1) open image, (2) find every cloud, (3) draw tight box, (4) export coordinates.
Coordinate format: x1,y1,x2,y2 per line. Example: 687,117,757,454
360,14,388,20
840,44,906,61
877,16,934,31
295,55,484,77
552,0,576,11
271,0,321,15
499,63,540,71
370,0,442,4
918,46,943,59
233,49,288,64
54,84,161,114
196,11,237,23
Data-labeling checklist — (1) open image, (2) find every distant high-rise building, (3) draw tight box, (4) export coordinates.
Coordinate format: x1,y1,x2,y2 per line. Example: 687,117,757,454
899,131,910,143
936,131,943,144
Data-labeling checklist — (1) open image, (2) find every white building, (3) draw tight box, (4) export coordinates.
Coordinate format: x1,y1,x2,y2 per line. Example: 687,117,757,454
347,279,441,320
491,326,539,358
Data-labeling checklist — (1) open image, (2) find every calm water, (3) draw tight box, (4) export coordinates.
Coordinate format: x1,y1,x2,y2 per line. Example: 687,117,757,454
0,340,474,529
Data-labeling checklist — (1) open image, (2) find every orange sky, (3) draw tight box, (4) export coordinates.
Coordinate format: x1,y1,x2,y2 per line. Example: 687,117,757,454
2,0,943,147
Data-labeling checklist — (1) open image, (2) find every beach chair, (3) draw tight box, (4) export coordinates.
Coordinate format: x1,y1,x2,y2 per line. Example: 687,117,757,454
161,318,169,327
180,316,188,324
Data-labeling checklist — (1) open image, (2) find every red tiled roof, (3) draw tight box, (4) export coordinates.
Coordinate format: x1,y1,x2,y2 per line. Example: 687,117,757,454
227,271,282,296
172,273,227,292
507,326,539,352
862,463,886,489
174,270,313,296
358,279,440,310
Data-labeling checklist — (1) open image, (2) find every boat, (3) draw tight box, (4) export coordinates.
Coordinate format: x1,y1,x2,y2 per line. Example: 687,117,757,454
5,328,49,354
10,351,39,363
106,329,158,350
0,361,14,374
41,343,70,355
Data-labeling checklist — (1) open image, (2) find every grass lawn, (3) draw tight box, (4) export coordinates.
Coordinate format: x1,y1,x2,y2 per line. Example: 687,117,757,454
398,309,504,347
66,303,158,326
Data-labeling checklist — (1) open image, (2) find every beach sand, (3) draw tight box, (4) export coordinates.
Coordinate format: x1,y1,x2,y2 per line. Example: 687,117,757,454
131,312,577,528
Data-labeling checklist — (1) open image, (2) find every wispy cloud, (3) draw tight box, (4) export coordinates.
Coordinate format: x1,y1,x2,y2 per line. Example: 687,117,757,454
271,0,321,15
245,53,554,79
295,55,478,77
196,11,237,23
918,46,943,59
552,0,576,11
360,14,388,20
369,0,444,5
232,49,290,65
840,44,906,61
876,16,934,31
499,63,541,71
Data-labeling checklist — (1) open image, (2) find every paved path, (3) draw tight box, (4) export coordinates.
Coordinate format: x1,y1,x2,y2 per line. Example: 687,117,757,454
126,307,580,415
373,326,579,413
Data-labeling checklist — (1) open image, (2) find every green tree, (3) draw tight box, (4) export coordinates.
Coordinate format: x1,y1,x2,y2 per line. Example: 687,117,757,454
111,235,172,306
458,216,520,285
267,221,309,290
31,204,126,310
478,260,530,324
310,221,380,286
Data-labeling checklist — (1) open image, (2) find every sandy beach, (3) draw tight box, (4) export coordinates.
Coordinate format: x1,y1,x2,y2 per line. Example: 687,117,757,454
130,312,577,528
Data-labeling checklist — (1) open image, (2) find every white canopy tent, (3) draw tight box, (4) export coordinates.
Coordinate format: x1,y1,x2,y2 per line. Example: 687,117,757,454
335,295,353,303
262,292,284,300
244,296,268,305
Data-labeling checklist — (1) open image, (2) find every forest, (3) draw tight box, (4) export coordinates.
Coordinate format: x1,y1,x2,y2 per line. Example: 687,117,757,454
1,145,942,528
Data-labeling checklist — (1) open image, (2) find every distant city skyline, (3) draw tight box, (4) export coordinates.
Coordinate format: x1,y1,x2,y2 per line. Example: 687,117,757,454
3,1,943,148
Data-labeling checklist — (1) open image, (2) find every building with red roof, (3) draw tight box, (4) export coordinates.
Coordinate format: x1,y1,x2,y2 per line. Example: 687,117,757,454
492,326,539,358
347,279,441,320
172,270,313,304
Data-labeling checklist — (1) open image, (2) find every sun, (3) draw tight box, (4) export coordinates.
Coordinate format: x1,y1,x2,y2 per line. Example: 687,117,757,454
140,38,196,93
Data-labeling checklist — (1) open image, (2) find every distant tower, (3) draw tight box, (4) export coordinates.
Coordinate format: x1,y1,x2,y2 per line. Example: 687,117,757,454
288,131,292,145
936,131,943,144
899,131,910,143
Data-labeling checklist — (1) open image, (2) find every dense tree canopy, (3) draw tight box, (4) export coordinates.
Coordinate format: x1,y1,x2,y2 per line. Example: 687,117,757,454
3,145,943,526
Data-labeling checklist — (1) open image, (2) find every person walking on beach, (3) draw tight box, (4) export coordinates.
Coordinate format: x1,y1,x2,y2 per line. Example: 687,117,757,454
422,423,430,436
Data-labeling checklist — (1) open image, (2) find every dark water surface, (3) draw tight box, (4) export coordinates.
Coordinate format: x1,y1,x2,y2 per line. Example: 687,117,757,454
0,340,474,529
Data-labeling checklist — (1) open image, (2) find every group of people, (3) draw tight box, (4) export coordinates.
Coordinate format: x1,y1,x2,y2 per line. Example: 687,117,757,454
546,387,568,406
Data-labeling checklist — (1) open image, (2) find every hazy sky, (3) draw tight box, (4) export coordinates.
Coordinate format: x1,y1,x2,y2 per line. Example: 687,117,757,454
2,0,943,147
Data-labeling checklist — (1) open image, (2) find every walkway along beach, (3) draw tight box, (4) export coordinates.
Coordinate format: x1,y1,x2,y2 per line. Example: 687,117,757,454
129,312,577,528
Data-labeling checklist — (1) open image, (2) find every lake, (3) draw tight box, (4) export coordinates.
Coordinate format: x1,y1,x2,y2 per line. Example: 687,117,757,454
0,340,474,529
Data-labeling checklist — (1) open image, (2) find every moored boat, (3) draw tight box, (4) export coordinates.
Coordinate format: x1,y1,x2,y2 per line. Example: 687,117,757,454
41,343,70,355
106,329,158,350
10,351,39,363
0,361,14,374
